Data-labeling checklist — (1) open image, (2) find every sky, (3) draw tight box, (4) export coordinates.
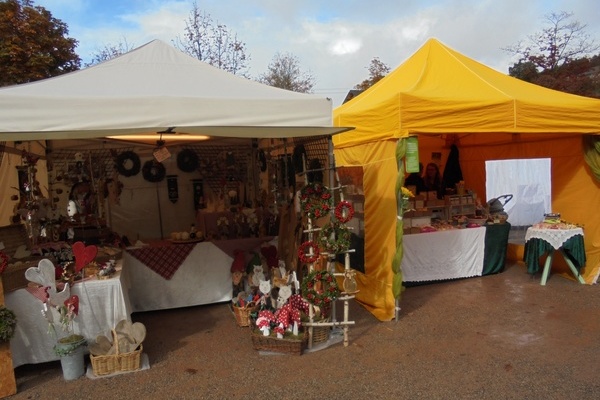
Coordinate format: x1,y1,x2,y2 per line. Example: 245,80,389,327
35,0,600,107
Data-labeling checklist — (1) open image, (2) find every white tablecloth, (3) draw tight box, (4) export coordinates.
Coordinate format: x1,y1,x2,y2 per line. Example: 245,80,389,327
121,241,235,312
525,227,584,249
5,270,132,368
402,227,486,282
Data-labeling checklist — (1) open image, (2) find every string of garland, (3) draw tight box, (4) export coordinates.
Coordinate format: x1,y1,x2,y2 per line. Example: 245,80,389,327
142,160,166,183
335,200,355,223
298,241,320,264
0,251,8,274
301,270,341,307
318,221,351,254
115,151,141,177
299,182,332,219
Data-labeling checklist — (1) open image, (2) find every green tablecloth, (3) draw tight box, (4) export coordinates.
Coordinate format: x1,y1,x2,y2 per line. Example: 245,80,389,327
523,235,586,275
482,223,511,275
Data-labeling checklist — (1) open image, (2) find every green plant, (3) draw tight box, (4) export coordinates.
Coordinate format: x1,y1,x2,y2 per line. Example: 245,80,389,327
0,305,17,342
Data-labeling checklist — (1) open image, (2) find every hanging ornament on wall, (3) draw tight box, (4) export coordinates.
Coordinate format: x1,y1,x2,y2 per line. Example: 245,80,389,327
167,175,179,203
192,179,205,210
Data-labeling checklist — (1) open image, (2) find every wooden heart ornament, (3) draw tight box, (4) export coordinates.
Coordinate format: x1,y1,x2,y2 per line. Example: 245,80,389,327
71,241,98,273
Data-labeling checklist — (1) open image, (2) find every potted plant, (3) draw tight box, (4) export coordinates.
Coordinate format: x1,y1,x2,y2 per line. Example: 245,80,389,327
0,306,17,343
42,295,87,381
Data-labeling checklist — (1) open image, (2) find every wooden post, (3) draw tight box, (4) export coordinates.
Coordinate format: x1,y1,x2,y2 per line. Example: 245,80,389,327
0,279,17,398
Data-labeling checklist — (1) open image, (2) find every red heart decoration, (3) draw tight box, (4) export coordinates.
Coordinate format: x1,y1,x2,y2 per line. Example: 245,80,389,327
64,295,79,316
72,241,98,273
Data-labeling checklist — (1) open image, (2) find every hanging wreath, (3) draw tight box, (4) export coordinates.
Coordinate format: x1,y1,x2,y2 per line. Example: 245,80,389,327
177,149,199,173
115,151,141,177
0,251,8,275
298,241,320,264
299,182,332,219
301,270,340,307
142,160,166,183
335,200,355,223
318,221,352,254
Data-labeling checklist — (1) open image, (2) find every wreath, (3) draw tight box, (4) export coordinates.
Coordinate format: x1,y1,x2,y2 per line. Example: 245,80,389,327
318,221,351,254
0,251,8,274
298,241,320,264
142,160,166,183
335,200,355,223
0,306,17,342
177,149,199,172
301,270,340,307
299,183,332,219
115,151,141,177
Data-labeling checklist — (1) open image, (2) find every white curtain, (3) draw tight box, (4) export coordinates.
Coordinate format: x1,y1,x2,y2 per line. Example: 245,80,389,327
485,159,551,226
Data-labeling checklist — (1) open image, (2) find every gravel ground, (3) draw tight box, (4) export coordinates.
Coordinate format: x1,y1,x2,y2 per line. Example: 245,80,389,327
9,262,600,400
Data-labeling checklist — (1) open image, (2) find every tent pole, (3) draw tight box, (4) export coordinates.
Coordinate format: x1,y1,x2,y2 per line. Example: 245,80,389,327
156,182,164,240
328,136,338,326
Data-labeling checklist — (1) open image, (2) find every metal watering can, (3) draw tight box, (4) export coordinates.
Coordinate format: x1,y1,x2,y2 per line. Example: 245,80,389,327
487,194,513,214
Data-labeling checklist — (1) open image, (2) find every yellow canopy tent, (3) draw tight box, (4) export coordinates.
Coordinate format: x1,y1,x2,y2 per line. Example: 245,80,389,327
333,38,600,321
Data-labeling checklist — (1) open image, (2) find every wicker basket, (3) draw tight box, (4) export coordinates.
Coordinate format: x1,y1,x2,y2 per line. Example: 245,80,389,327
308,324,331,344
232,302,257,327
90,330,143,376
250,329,306,355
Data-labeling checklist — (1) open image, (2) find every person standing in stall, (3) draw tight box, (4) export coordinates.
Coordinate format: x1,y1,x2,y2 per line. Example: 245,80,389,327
423,162,442,198
405,162,426,194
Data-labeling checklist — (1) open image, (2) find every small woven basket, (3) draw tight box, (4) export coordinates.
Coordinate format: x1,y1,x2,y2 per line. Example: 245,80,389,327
304,318,331,344
232,302,256,327
250,329,306,355
90,329,143,376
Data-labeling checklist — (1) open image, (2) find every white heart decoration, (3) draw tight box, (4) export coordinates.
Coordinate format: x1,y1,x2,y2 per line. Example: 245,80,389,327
25,259,56,288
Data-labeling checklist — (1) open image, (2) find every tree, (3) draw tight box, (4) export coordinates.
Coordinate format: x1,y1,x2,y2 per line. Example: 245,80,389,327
354,57,390,91
504,11,600,97
85,39,134,67
258,52,315,93
174,2,249,76
0,0,80,87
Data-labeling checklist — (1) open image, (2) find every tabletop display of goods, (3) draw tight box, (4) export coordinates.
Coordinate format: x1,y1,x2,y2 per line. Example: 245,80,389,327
89,319,146,376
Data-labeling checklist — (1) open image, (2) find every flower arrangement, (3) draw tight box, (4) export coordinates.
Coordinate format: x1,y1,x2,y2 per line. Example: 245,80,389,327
401,186,415,213
0,306,17,343
318,221,351,254
299,182,333,219
301,270,341,307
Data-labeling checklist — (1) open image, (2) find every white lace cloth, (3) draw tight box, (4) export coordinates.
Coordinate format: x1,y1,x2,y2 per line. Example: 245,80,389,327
525,227,584,250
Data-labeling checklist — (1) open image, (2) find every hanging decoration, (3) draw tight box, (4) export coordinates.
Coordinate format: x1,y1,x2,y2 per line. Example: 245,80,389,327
335,200,355,223
115,151,141,177
142,160,166,183
317,221,351,254
167,175,179,203
177,149,199,173
192,179,205,210
301,270,341,307
299,182,332,219
298,240,320,264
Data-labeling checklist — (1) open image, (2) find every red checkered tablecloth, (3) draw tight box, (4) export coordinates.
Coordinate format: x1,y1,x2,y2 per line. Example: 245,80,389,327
126,243,196,280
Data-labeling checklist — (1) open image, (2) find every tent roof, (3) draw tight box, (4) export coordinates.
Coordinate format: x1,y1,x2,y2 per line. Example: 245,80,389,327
333,38,600,149
0,40,347,141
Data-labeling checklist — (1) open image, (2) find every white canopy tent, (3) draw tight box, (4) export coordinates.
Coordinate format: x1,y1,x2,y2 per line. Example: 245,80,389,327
0,39,346,142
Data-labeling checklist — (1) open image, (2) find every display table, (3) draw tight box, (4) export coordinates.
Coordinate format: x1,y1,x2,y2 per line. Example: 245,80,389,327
403,227,486,282
122,237,275,312
523,227,586,285
5,270,132,368
403,224,511,282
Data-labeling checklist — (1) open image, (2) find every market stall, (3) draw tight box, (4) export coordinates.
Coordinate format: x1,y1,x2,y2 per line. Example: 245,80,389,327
333,38,600,320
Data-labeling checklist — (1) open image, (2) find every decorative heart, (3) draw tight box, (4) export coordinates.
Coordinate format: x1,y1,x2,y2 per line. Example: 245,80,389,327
64,295,80,316
25,259,57,287
72,241,98,273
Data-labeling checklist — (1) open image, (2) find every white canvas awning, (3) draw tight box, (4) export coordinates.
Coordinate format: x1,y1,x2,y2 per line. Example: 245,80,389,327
0,40,349,141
